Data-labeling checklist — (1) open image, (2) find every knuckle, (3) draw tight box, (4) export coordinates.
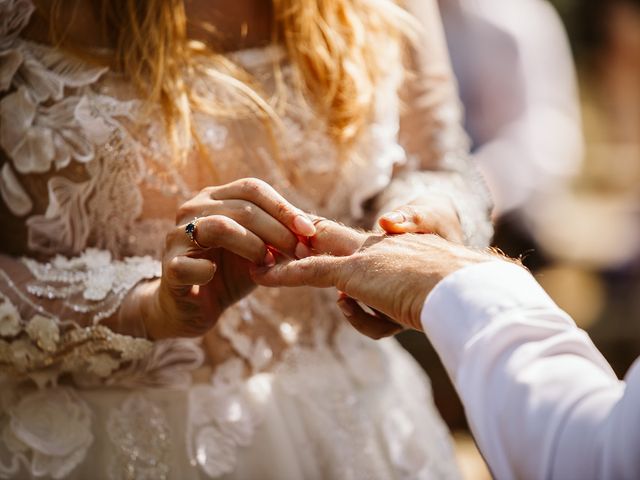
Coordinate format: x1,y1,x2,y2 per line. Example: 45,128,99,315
207,216,234,238
401,205,422,221
238,177,264,195
164,228,181,251
235,203,256,223
165,257,184,283
248,177,267,188
201,186,216,198
276,201,290,217
176,204,194,223
298,261,313,275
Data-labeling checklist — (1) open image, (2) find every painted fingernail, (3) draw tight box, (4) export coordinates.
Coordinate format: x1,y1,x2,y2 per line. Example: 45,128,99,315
294,215,316,236
295,242,312,259
337,299,355,318
264,250,276,267
207,262,217,282
381,212,406,224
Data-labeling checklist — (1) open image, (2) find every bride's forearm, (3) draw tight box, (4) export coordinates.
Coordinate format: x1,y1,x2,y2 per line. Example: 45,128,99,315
103,278,161,339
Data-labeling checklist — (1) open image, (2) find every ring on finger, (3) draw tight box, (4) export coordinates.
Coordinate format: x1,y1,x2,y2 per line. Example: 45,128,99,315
311,216,327,227
185,217,208,249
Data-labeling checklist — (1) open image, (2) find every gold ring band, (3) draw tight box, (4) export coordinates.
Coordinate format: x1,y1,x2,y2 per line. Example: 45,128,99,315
185,217,207,249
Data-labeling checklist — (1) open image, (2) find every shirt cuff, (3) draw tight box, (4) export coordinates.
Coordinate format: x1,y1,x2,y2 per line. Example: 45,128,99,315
420,260,565,379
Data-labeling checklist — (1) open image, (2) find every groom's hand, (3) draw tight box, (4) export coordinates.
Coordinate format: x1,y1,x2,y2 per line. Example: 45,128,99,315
378,194,464,244
252,220,495,336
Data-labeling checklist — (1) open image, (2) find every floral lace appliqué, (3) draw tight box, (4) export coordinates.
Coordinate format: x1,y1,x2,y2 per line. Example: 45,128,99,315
0,386,93,479
0,293,153,388
22,248,161,323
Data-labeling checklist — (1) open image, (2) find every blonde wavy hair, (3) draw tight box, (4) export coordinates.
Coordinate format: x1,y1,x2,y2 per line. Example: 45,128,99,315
42,0,416,159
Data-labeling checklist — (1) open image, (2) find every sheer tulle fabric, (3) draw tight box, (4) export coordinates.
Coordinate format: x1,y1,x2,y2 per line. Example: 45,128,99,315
0,0,491,477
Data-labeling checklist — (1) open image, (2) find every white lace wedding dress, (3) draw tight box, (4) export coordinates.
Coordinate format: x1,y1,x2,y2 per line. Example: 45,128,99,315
0,1,492,478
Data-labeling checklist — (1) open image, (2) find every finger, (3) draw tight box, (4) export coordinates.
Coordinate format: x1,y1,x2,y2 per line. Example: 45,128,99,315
164,256,216,295
337,296,404,340
212,178,316,237
337,291,388,318
379,208,431,234
172,216,269,264
214,200,299,257
309,219,367,256
379,205,464,243
251,255,346,288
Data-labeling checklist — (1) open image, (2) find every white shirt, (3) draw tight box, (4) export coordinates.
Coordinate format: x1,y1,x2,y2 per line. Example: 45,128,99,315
421,261,640,479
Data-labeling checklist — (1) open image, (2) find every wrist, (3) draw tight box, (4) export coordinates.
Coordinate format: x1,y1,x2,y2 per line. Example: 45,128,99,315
101,279,158,338
410,245,494,330
134,279,163,340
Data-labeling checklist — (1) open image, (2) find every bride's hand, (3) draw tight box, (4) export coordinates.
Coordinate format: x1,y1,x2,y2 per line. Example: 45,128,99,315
132,178,316,339
378,194,464,243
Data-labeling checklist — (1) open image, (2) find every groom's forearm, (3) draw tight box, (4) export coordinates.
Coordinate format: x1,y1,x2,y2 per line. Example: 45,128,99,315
420,261,636,479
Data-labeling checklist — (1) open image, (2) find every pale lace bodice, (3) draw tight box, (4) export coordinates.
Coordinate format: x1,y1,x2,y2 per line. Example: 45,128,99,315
0,1,492,478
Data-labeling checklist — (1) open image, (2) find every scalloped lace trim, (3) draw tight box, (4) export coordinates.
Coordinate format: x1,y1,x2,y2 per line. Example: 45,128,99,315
0,291,154,388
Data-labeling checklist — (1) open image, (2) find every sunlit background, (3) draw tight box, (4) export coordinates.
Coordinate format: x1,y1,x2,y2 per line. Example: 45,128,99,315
399,1,640,477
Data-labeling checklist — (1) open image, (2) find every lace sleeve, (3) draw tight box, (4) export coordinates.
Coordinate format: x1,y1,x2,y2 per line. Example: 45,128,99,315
371,0,493,247
0,0,163,388
0,252,159,388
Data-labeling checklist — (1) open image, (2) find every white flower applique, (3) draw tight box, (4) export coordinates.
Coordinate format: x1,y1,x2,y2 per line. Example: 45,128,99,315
22,249,162,323
0,291,153,389
24,314,60,352
0,296,21,337
0,0,142,248
1,387,93,480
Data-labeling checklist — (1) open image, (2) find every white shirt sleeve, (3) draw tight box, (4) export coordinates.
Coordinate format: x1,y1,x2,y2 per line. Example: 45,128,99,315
421,261,640,479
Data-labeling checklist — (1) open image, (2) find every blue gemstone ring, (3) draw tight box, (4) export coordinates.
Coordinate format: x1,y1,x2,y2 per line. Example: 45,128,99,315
185,217,206,249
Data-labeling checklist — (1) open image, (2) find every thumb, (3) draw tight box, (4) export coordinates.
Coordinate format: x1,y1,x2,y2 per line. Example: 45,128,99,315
379,209,431,234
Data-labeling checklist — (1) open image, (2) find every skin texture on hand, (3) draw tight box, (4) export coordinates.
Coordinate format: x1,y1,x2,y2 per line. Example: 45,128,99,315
134,187,473,340
252,220,494,335
378,194,464,243
130,178,316,340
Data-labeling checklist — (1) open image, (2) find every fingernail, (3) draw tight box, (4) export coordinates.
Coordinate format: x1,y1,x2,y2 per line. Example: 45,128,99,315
381,212,406,224
337,299,355,318
294,215,316,236
295,242,312,259
207,263,217,282
264,250,276,267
